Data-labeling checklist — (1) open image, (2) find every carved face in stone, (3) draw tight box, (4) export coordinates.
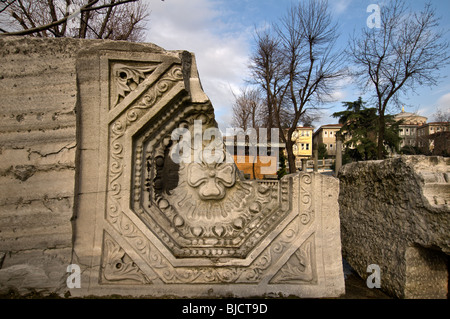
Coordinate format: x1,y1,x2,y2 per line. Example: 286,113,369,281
187,162,236,200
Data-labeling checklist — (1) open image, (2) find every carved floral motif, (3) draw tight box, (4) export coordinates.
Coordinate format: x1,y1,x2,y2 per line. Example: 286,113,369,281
187,162,236,200
113,63,158,106
270,235,316,284
102,232,152,284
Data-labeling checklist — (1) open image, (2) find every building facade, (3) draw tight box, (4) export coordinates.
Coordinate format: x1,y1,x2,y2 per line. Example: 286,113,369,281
224,135,286,179
417,122,450,155
312,124,343,158
290,127,314,170
394,108,427,149
291,127,314,158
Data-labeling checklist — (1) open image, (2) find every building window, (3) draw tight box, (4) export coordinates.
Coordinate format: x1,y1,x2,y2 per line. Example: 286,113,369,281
301,143,305,150
400,129,404,135
324,131,328,136
329,144,333,149
306,144,310,150
329,131,333,137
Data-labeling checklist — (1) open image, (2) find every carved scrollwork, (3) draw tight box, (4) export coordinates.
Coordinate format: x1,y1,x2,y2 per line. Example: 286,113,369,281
125,66,183,126
270,234,316,284
299,173,314,225
113,63,158,106
102,232,153,284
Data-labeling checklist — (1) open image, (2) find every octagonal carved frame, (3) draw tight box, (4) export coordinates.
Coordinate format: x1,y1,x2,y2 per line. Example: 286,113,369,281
73,46,344,297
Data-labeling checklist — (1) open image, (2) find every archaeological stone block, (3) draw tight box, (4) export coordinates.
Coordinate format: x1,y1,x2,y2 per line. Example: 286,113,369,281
338,156,449,299
0,37,345,298
71,41,344,298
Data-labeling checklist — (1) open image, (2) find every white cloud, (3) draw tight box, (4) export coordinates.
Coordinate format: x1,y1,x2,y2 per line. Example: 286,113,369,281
319,75,355,104
331,0,353,15
437,92,450,109
416,92,450,121
144,0,251,131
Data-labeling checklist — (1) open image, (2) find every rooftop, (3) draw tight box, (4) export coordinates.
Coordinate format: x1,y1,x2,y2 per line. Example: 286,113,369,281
394,107,427,122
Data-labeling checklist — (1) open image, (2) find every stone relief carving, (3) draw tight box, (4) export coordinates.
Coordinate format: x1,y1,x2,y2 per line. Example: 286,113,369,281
80,50,344,297
101,212,314,285
270,234,316,284
132,106,294,259
101,232,153,284
187,161,236,200
113,63,159,106
102,56,314,283
299,173,314,225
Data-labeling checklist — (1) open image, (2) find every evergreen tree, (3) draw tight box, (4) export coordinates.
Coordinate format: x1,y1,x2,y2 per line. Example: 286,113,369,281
277,151,288,179
317,143,328,160
333,97,401,162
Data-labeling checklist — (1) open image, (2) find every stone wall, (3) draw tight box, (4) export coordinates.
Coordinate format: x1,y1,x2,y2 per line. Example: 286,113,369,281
339,156,449,299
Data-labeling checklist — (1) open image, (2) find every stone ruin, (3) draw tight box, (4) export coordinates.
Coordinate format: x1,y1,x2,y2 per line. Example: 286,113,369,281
339,156,449,299
0,37,345,298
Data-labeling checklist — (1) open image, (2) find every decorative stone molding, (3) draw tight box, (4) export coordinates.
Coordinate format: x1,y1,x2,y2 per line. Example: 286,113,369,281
69,42,345,298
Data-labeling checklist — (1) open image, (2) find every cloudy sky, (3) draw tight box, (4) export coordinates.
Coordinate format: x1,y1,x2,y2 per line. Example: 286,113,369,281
145,0,450,131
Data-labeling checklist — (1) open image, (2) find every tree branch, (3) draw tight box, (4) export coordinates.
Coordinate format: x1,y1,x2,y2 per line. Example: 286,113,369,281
0,0,139,36
0,0,17,14
98,0,116,38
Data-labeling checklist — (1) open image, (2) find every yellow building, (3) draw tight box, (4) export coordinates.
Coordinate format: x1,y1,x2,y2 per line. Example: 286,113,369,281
290,127,314,169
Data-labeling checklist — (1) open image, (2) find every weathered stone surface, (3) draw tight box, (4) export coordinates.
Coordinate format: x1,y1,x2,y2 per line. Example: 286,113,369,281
0,37,81,295
338,156,449,299
72,40,345,298
0,37,345,298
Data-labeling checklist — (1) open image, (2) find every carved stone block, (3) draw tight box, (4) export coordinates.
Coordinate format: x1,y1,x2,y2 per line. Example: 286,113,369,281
72,42,344,298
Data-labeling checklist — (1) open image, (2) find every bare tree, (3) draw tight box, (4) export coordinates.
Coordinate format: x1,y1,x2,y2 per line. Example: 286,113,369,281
231,87,264,131
230,87,266,179
299,111,321,128
349,0,450,159
278,0,345,173
250,0,345,173
248,26,287,135
0,0,150,41
433,107,450,122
